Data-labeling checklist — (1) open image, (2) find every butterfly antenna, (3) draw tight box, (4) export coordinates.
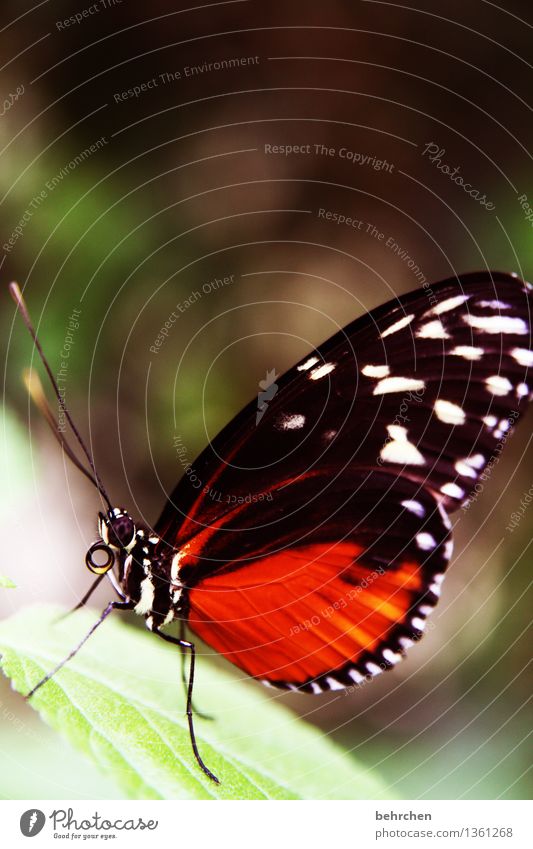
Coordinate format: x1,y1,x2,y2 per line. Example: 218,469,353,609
9,282,113,511
23,369,101,489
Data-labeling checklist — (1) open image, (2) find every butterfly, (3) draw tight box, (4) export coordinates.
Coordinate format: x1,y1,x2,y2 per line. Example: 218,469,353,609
9,270,533,784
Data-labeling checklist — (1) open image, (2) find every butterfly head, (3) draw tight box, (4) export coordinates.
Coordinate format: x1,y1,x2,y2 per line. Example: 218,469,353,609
85,508,137,575
99,508,137,550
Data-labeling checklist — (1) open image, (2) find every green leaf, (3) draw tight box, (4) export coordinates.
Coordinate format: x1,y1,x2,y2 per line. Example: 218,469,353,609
0,576,16,589
0,605,391,800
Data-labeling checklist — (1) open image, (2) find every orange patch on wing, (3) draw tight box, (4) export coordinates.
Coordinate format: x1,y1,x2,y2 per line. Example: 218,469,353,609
187,541,424,686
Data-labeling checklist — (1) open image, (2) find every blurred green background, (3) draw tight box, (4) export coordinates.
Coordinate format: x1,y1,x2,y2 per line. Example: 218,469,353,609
0,0,531,799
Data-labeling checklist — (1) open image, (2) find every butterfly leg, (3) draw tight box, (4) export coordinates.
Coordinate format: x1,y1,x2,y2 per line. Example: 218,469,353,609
154,628,219,784
53,574,107,623
26,600,134,699
55,571,128,624
178,619,214,721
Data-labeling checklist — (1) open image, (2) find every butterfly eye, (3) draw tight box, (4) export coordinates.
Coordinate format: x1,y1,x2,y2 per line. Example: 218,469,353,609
85,542,114,575
108,515,135,548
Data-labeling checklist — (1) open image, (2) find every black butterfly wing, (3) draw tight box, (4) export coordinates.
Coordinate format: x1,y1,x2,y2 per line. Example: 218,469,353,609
156,270,532,544
153,271,532,690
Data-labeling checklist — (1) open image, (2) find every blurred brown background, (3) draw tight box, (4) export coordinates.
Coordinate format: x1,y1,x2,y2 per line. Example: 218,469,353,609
0,0,531,799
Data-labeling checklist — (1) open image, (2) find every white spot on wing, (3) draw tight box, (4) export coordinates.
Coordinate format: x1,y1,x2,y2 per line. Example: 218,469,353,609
431,294,470,314
362,364,390,378
348,669,364,684
510,347,533,367
309,362,336,380
382,648,402,665
450,345,484,361
366,662,383,676
516,382,529,398
373,376,425,395
326,676,344,691
411,617,426,632
434,399,466,425
486,375,513,396
494,417,513,439
380,425,425,466
278,413,306,430
297,356,319,371
464,314,528,334
455,460,477,479
416,532,437,551
477,299,511,309
455,453,485,478
381,313,415,338
483,414,498,429
441,482,465,500
401,499,425,518
466,453,485,469
416,319,449,339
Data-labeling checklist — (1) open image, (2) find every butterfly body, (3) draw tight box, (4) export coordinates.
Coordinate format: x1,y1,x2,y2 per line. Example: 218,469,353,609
96,510,184,630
